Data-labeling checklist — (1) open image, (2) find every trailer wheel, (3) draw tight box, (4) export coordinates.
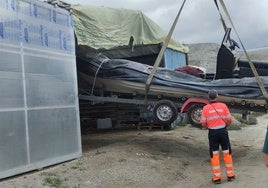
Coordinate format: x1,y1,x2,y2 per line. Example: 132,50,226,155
153,100,178,126
187,104,204,128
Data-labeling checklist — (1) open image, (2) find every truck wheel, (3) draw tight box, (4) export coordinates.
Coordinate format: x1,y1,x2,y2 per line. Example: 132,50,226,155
187,104,204,128
153,100,178,126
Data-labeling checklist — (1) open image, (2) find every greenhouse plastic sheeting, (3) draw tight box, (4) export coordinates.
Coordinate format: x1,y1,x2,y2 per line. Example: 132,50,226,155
0,0,81,179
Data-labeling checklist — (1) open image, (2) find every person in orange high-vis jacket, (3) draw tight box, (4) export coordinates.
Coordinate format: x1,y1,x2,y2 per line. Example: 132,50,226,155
200,89,235,184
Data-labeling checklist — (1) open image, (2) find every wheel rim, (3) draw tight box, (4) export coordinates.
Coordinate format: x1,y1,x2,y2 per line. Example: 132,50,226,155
191,107,202,124
156,105,173,122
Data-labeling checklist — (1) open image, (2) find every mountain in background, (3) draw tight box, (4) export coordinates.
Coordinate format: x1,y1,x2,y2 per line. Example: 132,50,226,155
237,47,268,62
186,43,268,74
186,43,220,73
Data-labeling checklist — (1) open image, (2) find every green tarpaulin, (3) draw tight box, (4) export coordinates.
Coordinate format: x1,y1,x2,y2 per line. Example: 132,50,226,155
71,5,188,53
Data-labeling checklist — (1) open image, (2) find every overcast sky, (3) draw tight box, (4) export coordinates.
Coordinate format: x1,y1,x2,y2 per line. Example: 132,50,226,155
63,0,267,49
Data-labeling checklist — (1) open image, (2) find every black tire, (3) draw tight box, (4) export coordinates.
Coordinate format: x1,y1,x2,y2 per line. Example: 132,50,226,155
187,104,204,128
152,100,178,126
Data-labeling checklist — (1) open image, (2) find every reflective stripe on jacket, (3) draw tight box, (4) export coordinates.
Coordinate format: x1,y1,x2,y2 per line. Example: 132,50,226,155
200,102,232,129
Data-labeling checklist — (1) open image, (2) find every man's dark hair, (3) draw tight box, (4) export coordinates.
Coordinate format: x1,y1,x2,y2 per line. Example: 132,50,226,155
208,89,218,100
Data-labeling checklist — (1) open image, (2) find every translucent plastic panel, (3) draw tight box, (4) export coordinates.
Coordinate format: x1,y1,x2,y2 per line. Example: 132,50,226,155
20,19,75,52
17,2,75,53
25,77,76,107
0,0,9,9
0,0,80,180
0,78,24,108
24,55,76,107
0,51,22,72
0,50,24,108
24,55,74,81
0,9,20,44
17,0,32,16
28,108,79,162
0,111,27,171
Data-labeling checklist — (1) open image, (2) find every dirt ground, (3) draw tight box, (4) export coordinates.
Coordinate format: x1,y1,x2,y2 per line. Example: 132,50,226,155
1,114,268,188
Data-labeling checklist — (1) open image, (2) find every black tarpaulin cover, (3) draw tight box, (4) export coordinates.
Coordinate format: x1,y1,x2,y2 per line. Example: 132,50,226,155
78,55,268,100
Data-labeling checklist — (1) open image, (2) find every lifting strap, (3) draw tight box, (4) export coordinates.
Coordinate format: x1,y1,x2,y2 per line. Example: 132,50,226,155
144,0,186,104
214,0,233,47
214,0,227,32
218,0,268,104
